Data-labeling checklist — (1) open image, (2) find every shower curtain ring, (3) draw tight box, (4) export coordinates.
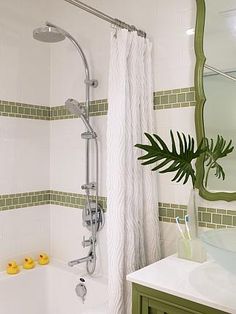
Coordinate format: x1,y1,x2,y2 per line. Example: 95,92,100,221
111,24,118,38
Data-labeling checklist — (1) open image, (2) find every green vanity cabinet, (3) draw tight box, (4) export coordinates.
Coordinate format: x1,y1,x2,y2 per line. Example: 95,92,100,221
132,283,228,314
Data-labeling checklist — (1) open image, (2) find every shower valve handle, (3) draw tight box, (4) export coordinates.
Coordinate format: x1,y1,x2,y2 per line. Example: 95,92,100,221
82,236,93,248
84,79,98,88
81,182,96,190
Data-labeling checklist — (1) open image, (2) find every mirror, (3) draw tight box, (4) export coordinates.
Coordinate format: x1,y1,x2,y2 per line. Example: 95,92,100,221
195,0,236,201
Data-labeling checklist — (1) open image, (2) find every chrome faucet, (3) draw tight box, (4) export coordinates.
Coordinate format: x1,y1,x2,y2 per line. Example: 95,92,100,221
68,253,94,267
68,236,95,267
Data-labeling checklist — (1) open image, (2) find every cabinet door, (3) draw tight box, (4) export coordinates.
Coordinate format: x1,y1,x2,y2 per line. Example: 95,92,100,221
132,283,228,314
147,298,194,314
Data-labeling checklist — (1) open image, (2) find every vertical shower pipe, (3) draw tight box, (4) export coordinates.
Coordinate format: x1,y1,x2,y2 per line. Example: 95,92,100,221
46,23,98,262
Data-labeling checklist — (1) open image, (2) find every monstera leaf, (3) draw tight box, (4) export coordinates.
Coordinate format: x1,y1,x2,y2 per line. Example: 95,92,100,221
204,136,234,187
135,131,205,187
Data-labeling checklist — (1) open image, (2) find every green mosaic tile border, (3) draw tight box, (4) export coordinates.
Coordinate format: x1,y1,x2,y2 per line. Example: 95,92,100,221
0,190,107,211
0,99,108,120
158,202,236,229
0,87,195,121
0,191,50,211
153,87,196,110
50,190,107,210
0,100,50,120
50,99,108,120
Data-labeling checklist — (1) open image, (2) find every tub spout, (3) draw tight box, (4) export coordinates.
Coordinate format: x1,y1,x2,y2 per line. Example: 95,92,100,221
68,254,93,267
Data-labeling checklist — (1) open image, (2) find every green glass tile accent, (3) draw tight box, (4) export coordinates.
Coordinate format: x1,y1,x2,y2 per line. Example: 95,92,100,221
206,207,216,213
153,87,195,110
0,100,50,120
0,190,106,211
233,216,236,226
227,210,236,216
212,214,221,224
222,215,233,226
175,209,184,219
202,212,211,223
166,208,175,218
158,202,236,228
0,99,108,120
49,191,107,211
0,191,50,211
0,86,196,121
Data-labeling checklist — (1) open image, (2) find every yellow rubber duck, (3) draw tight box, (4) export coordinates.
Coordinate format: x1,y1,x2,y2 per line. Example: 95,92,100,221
38,253,49,265
23,257,35,270
7,261,20,275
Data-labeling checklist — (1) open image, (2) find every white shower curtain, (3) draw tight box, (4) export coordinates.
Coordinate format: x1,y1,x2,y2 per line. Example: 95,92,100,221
107,28,161,314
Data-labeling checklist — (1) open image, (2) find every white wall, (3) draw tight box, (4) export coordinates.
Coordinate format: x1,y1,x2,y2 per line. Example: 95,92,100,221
0,0,51,195
0,0,51,265
0,117,50,194
0,205,50,271
0,0,51,105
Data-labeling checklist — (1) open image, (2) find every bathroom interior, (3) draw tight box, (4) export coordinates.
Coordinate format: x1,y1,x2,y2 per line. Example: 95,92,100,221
0,0,236,313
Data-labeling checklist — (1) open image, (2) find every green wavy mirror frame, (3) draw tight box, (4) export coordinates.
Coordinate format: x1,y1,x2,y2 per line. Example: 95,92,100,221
194,0,236,201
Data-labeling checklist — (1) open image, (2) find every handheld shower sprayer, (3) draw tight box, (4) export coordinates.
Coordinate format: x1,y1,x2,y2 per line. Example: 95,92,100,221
65,98,97,138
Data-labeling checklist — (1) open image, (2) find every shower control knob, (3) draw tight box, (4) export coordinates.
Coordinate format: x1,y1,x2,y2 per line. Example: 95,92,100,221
81,182,96,190
82,236,93,248
84,79,98,88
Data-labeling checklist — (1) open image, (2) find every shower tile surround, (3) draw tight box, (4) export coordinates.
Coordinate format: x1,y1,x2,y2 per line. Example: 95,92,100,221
0,87,235,229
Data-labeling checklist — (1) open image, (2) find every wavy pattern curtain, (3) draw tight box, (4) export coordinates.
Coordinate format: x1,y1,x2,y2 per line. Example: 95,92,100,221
107,28,161,314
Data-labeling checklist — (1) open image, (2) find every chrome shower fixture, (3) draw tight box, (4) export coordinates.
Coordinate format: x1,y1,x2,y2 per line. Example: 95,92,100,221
33,22,98,89
65,98,97,138
33,21,102,275
65,98,86,116
33,25,66,43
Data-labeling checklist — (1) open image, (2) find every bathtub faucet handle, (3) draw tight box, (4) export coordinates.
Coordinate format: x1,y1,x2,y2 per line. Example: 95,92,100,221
82,236,93,248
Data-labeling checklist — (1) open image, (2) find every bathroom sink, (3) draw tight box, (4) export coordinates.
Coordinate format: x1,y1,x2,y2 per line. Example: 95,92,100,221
200,228,236,274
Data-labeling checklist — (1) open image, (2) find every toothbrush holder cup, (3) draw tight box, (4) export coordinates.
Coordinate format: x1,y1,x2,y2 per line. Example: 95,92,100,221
177,237,207,263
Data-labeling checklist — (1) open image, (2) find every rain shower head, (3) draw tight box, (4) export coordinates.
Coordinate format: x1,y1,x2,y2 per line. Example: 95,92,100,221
65,98,97,138
33,26,65,43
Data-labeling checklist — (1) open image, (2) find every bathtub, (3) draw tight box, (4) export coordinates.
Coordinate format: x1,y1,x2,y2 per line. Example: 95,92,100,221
0,261,108,314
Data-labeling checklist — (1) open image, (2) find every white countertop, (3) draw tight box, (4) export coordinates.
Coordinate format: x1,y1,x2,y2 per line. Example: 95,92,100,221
127,255,236,314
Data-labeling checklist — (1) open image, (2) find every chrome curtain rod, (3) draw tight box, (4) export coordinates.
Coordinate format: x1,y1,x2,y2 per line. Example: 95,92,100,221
205,64,236,82
64,0,146,37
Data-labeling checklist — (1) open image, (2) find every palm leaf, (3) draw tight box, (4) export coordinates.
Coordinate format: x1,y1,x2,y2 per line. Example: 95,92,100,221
204,136,234,187
135,130,205,186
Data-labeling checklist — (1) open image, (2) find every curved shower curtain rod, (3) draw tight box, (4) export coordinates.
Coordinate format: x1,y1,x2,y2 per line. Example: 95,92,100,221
204,64,236,82
64,0,147,37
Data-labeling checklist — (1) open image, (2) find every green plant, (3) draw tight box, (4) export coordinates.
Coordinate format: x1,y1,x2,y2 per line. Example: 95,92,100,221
203,136,234,187
135,131,234,188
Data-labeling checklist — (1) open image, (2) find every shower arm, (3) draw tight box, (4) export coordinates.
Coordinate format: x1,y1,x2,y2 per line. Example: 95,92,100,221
46,22,90,82
46,22,98,118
